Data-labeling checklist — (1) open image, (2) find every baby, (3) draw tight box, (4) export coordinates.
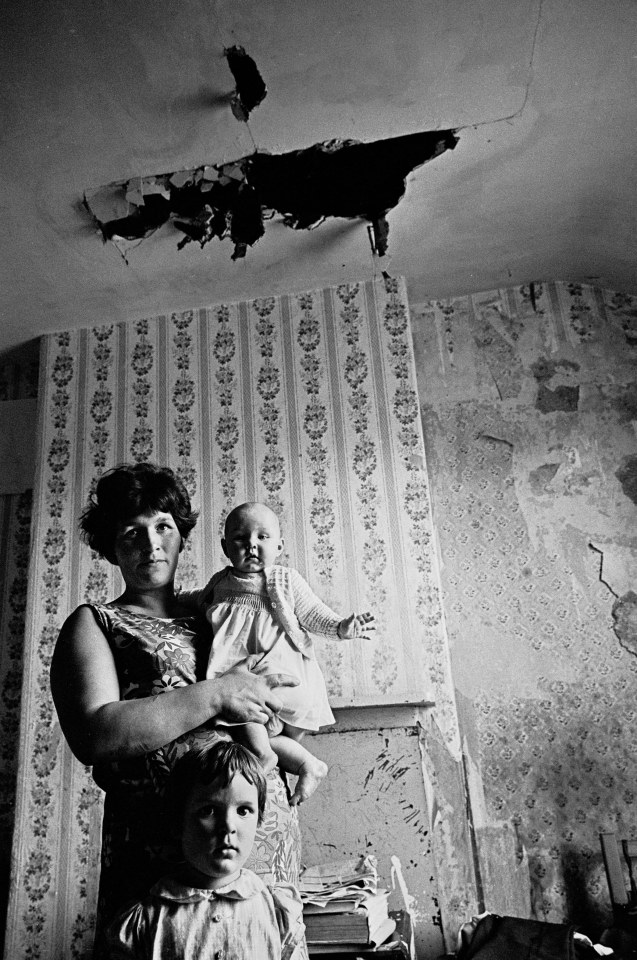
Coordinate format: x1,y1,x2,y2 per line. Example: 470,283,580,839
193,502,375,804
105,740,307,959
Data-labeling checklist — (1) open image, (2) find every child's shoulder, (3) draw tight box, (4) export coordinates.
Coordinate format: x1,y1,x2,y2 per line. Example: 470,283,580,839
268,564,307,587
238,867,266,889
233,869,300,909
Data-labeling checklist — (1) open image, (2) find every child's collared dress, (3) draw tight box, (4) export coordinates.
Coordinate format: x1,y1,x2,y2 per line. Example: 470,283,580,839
105,869,306,960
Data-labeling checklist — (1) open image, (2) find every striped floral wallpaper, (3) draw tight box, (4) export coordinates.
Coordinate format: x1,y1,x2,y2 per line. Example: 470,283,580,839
5,276,458,958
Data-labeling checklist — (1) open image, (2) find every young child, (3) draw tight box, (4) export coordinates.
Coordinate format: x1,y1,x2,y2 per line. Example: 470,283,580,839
105,740,307,960
191,501,375,805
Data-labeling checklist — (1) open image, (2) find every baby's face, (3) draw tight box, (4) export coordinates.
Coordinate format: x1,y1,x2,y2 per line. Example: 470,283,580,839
180,773,259,889
222,504,283,573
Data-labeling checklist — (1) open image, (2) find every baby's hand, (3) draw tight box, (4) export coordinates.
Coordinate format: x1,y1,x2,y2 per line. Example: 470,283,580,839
337,612,376,640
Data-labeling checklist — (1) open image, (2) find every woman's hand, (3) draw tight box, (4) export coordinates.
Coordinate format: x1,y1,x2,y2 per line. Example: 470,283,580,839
211,664,299,725
51,605,300,766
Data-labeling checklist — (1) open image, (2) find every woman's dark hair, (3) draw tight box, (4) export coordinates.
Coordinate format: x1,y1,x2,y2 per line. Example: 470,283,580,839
80,462,198,561
166,740,268,829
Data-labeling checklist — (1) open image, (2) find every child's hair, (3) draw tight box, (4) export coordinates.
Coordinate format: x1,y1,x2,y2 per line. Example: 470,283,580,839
223,501,280,537
166,740,268,829
80,462,198,560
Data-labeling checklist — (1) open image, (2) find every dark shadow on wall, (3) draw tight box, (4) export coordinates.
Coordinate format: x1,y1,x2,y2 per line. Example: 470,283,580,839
0,347,38,948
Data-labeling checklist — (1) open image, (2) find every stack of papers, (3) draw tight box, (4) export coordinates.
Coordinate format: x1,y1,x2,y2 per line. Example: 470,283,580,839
300,856,396,949
300,855,379,901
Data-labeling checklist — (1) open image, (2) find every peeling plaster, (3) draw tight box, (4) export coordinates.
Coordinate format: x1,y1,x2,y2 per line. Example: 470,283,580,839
535,384,580,413
608,383,637,425
471,308,526,401
412,281,637,928
531,357,581,413
525,446,601,499
590,540,637,598
477,432,513,448
612,591,637,654
530,357,580,384
509,425,625,557
417,718,479,948
528,462,560,495
616,454,637,505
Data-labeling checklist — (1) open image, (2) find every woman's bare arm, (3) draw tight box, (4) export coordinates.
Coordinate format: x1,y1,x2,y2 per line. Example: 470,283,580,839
50,605,291,766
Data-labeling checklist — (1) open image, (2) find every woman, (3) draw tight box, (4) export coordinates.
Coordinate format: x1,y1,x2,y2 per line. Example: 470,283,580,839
50,462,301,943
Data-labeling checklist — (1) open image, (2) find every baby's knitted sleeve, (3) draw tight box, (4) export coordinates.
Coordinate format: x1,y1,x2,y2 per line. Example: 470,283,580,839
288,569,343,639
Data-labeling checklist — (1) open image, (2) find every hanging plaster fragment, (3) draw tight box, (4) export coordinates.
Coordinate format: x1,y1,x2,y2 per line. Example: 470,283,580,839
368,217,390,257
612,591,637,655
224,45,267,121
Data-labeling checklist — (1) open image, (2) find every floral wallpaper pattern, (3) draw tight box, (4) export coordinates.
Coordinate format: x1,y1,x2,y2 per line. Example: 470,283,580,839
5,276,455,959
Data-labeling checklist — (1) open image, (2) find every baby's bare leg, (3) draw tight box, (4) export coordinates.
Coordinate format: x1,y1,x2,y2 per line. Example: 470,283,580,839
233,721,278,773
271,723,328,805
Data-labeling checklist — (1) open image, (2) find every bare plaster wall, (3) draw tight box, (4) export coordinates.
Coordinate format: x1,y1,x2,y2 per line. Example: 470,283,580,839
409,280,637,930
299,707,445,959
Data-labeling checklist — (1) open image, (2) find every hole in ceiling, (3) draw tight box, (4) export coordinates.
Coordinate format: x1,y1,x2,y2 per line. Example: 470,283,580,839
83,129,459,261
224,45,267,122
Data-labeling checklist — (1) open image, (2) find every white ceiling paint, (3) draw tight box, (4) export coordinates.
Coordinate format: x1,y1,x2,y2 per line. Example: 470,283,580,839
1,0,635,355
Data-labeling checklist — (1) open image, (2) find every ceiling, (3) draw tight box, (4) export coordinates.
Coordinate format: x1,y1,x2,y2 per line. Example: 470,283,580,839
1,0,636,358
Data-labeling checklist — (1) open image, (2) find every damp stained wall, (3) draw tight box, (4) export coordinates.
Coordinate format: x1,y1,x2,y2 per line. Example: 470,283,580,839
410,280,637,929
297,280,637,949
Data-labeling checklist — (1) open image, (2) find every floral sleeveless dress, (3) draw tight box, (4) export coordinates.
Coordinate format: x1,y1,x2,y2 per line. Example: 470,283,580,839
87,603,302,935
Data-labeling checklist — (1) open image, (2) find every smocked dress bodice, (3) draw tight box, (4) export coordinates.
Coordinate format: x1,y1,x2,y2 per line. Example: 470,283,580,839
203,570,336,731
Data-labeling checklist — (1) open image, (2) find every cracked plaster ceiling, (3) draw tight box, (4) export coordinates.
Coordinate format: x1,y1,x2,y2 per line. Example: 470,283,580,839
1,0,636,357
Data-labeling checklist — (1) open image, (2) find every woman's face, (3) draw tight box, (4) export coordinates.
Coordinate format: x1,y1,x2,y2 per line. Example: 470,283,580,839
112,511,182,591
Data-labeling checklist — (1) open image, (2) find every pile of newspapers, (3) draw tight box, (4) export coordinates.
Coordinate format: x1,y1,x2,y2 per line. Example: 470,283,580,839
299,855,396,951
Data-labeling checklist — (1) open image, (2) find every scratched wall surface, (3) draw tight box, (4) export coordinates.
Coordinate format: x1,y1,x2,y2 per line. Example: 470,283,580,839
299,718,444,959
410,280,637,929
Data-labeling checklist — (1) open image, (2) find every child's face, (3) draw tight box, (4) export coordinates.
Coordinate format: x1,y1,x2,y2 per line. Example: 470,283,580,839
180,773,260,889
221,504,284,573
